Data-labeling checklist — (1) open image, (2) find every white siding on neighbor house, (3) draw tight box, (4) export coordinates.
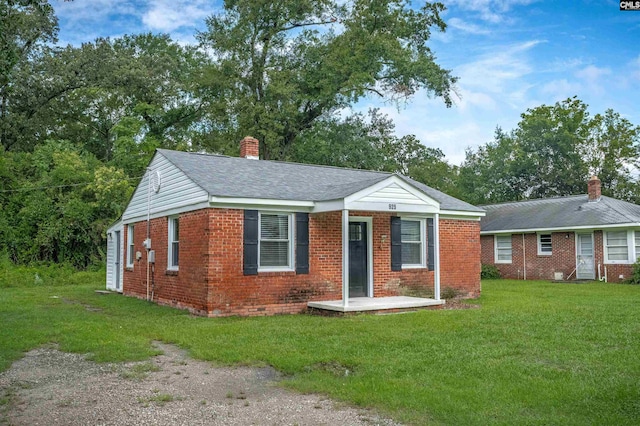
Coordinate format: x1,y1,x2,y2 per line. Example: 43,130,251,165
106,222,123,292
122,152,209,223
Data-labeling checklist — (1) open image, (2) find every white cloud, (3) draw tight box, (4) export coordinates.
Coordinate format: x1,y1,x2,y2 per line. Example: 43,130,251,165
447,18,490,35
142,0,214,33
444,0,540,23
456,40,542,95
540,79,583,101
417,122,492,165
455,88,497,112
574,65,612,96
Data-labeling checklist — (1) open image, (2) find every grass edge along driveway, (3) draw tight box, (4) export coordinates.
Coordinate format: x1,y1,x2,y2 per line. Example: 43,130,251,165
1,272,639,425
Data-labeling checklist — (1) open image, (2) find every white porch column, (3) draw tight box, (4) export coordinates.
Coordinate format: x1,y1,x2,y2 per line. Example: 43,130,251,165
342,209,349,307
434,213,441,301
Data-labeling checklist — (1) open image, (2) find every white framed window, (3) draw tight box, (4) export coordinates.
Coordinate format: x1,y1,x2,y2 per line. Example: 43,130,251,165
495,235,512,263
635,231,640,262
168,216,179,270
605,230,629,263
401,218,425,268
126,224,135,267
537,233,552,255
258,212,294,271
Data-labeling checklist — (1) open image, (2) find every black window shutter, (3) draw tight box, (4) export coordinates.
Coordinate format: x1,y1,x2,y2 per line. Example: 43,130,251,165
296,213,309,274
390,216,402,271
427,218,435,271
243,210,258,275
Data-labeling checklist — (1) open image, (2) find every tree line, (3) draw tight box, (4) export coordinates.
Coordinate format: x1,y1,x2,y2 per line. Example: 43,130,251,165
1,0,638,267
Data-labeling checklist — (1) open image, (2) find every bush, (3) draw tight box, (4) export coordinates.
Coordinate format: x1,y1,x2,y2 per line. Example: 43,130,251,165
624,260,640,284
440,286,459,300
481,264,501,279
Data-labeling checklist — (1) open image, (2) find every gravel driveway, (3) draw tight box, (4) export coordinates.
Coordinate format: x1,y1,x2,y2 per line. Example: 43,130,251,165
0,342,400,426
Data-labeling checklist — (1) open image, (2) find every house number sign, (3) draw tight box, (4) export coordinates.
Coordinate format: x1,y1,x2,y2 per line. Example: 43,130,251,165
388,203,397,210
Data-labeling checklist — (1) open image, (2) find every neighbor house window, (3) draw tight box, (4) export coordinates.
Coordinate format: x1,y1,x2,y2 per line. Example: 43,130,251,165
401,218,425,267
635,231,640,262
259,212,293,270
605,231,628,263
126,224,135,267
168,216,179,270
495,235,512,263
537,233,552,255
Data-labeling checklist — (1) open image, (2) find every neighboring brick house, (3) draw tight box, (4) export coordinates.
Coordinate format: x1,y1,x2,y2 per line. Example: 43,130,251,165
480,176,640,282
106,137,484,316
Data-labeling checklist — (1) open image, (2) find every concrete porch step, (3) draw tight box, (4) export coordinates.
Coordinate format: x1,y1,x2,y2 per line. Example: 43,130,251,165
307,296,445,314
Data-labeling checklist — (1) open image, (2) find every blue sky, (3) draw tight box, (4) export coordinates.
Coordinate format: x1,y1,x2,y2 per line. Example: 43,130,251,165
52,0,640,165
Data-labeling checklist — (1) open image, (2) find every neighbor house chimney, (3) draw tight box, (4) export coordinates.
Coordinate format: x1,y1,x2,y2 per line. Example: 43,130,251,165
240,136,259,160
588,175,601,202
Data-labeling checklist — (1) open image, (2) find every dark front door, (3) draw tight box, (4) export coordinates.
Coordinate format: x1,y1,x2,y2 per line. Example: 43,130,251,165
349,222,368,297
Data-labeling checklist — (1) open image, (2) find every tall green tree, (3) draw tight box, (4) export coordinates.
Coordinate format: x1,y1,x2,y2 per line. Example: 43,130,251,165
0,0,58,149
582,109,640,201
290,108,459,194
0,141,133,266
459,98,640,204
197,0,456,160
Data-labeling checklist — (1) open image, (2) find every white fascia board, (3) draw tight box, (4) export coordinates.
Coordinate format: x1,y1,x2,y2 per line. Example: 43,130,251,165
123,201,211,224
106,220,123,233
348,201,439,214
313,199,441,214
480,222,640,235
344,175,440,208
313,199,345,213
439,210,486,219
209,196,314,211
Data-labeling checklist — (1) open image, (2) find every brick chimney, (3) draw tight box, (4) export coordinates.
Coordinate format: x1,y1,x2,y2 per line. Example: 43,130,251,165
240,136,259,160
588,175,601,202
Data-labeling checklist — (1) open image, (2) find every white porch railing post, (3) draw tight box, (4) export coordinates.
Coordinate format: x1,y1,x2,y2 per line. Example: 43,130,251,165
434,213,441,300
342,209,349,308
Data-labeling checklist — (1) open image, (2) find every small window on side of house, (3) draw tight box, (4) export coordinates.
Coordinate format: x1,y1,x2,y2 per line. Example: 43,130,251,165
168,216,179,270
538,233,552,255
495,235,512,263
635,231,640,262
126,224,135,267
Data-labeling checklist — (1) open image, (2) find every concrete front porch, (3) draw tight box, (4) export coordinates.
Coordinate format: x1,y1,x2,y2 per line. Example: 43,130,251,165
307,296,445,313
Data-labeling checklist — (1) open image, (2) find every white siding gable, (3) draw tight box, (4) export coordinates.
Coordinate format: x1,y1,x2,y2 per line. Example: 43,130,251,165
358,182,430,205
122,152,209,223
343,176,440,214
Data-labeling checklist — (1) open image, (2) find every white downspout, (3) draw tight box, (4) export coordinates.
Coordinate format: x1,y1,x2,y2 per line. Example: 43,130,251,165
146,169,151,301
434,213,441,301
342,209,349,308
522,233,526,280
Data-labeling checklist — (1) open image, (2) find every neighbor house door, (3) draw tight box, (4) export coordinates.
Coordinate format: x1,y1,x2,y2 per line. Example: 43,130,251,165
348,222,368,297
576,233,595,280
114,230,121,290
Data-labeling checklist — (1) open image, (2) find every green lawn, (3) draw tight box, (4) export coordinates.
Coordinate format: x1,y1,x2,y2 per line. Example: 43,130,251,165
1,266,639,425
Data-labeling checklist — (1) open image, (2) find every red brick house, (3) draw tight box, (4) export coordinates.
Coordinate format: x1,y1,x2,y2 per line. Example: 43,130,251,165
480,176,640,282
106,137,484,316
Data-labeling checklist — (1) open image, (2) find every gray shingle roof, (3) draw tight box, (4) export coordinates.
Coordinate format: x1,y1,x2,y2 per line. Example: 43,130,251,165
157,149,482,213
480,195,640,232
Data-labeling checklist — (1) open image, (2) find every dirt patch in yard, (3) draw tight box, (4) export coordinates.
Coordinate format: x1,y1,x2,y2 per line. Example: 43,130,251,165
0,342,399,426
